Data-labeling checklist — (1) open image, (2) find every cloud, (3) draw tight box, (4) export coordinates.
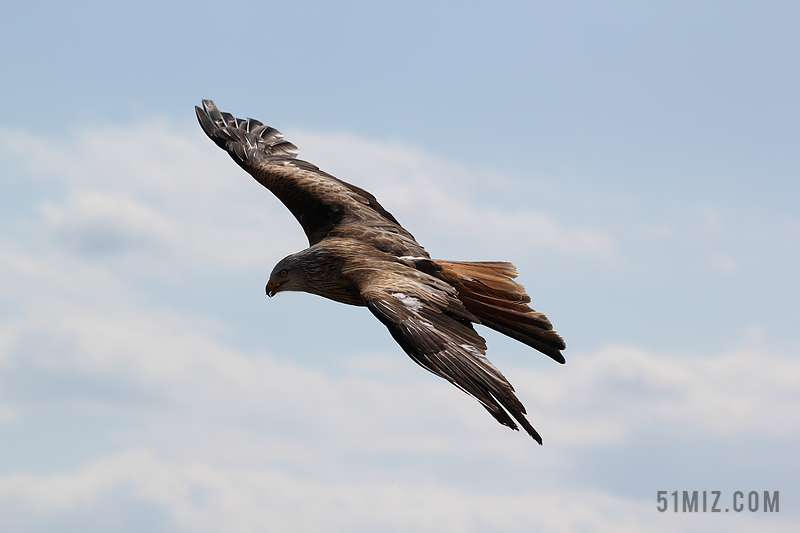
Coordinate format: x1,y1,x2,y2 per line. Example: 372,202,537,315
2,234,797,531
0,450,651,533
1,119,797,532
1,122,304,271
1,449,795,533
288,130,619,260
518,345,800,446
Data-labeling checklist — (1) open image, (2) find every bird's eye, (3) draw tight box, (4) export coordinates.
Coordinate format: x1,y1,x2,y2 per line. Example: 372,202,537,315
279,269,288,277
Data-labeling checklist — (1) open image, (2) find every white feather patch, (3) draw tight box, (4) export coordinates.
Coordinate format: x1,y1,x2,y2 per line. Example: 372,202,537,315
461,344,484,358
391,292,422,312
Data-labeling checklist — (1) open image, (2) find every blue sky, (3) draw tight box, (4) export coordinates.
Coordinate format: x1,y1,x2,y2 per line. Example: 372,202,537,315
1,1,798,531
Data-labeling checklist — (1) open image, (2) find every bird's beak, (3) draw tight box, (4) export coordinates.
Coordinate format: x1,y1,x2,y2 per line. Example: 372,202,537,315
266,279,283,297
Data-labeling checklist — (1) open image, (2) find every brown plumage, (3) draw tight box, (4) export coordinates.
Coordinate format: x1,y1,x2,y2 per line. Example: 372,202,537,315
196,100,565,444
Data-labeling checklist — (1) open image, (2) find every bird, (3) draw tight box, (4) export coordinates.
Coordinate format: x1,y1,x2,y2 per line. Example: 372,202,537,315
196,100,565,443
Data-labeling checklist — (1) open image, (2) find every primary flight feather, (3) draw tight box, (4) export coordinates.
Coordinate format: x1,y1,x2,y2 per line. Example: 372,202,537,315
196,100,565,443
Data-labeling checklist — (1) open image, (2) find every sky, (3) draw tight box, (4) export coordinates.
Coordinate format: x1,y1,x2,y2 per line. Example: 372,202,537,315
1,0,799,531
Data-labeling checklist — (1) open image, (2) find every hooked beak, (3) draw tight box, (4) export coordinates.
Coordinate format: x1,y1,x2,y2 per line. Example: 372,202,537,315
265,279,284,297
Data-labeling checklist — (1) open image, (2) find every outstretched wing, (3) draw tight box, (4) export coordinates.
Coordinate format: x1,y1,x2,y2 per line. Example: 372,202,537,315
345,260,545,444
196,100,426,256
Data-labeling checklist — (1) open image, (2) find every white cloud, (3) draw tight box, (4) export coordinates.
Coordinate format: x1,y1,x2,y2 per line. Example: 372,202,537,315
518,345,800,446
289,130,618,260
1,122,304,271
2,236,797,531
1,449,795,533
1,120,797,532
0,451,624,532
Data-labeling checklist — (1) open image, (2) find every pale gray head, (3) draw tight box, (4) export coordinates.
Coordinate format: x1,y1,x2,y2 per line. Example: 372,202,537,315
265,249,320,297
264,244,364,306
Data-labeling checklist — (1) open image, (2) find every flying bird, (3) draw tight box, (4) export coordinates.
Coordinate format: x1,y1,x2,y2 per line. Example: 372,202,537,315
196,100,565,443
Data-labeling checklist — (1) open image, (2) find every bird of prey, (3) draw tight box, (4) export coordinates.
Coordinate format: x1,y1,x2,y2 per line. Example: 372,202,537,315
196,100,565,443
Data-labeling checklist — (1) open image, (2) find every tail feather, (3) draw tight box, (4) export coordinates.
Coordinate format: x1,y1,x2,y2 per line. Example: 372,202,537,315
435,260,566,364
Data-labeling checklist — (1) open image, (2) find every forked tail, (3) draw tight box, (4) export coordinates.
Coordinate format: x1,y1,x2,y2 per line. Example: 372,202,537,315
435,260,566,363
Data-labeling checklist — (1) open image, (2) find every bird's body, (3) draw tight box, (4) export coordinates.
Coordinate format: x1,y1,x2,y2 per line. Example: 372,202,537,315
196,100,565,443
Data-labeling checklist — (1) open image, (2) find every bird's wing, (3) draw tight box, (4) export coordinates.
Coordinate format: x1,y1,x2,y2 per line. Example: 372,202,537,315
344,260,544,443
196,100,427,256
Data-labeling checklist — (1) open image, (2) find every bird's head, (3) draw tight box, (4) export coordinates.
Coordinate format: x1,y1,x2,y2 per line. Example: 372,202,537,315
265,249,321,297
265,245,360,305
266,255,301,297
